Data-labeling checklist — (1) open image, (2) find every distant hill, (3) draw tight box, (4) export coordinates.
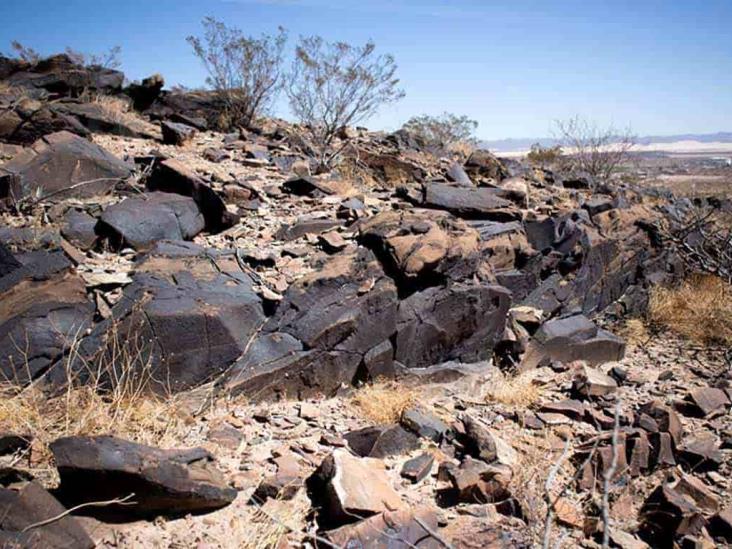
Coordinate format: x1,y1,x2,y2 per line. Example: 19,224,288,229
480,132,732,153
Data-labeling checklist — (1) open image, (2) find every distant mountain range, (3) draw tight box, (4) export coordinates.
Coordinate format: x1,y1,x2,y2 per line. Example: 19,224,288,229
480,132,732,152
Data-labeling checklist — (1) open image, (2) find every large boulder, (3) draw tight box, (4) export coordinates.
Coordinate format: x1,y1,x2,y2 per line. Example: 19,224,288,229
223,249,398,399
324,507,441,549
0,470,94,548
0,131,133,203
98,192,205,250
0,248,93,385
50,241,265,393
395,282,511,369
359,210,481,290
0,95,90,145
464,150,509,182
51,100,159,140
50,436,236,518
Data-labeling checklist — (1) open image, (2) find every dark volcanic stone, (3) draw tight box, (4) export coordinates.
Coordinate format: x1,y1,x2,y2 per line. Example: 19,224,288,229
400,453,435,483
0,131,133,203
161,121,197,145
421,182,516,219
99,192,205,250
50,436,236,518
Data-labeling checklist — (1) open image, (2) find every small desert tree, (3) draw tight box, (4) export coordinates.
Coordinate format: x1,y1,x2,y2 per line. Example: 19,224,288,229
287,36,405,169
8,41,41,63
187,18,287,130
553,116,635,182
402,112,478,148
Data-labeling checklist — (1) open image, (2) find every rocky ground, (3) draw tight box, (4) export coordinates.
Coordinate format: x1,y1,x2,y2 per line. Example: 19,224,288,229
0,54,731,548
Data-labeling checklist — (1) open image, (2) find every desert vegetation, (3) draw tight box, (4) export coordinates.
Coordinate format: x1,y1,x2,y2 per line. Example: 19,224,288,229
402,112,479,149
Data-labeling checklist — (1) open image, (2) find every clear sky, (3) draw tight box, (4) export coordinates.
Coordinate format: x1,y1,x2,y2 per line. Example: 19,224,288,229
1,0,731,139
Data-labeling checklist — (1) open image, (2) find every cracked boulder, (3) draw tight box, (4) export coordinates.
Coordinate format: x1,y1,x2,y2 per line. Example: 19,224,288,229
395,282,511,369
0,131,133,203
324,507,441,549
359,209,481,289
98,192,205,250
50,436,236,518
49,241,265,393
0,247,93,385
223,249,398,400
419,182,519,220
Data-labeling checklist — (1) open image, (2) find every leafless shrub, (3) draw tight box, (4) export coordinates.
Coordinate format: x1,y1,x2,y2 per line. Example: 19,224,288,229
402,112,478,149
553,116,635,182
64,45,122,69
187,18,287,130
287,36,405,170
8,40,40,63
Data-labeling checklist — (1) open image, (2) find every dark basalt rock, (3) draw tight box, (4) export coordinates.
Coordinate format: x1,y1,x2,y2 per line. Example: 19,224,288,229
4,54,125,97
0,474,94,549
61,208,98,250
146,158,236,231
50,436,236,518
395,282,511,369
345,425,420,458
420,182,518,220
0,248,94,385
99,192,205,250
0,131,133,203
275,217,344,242
161,121,197,145
0,95,90,145
324,507,441,549
48,241,265,393
51,100,159,140
464,149,508,182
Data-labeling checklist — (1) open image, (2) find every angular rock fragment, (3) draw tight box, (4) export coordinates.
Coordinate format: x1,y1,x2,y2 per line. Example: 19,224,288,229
61,208,98,250
307,449,403,528
683,387,730,418
161,120,197,145
401,453,435,483
324,507,441,549
421,182,517,220
50,436,237,518
345,425,420,458
639,481,706,546
0,473,94,549
573,364,618,398
400,408,448,442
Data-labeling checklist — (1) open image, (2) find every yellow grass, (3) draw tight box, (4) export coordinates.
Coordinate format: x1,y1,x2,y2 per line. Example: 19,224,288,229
92,95,134,123
0,319,188,484
485,370,542,407
649,274,732,345
350,381,418,424
617,318,650,348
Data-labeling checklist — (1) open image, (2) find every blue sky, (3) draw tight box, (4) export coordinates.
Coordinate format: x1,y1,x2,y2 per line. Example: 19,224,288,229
2,0,731,139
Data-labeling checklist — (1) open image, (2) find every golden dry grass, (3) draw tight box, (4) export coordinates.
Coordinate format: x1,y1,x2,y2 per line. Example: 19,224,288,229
0,320,189,484
92,95,134,123
649,274,732,345
617,318,650,348
350,381,418,424
485,370,543,408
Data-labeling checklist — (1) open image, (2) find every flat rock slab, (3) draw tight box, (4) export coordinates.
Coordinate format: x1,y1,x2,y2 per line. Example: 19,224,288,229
307,449,404,528
0,130,133,202
99,192,205,250
324,507,441,548
421,182,517,219
50,436,237,518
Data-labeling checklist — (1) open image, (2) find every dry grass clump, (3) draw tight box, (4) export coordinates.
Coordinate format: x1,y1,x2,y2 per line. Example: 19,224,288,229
617,318,650,348
485,370,542,408
0,321,189,483
350,381,418,424
649,274,732,345
93,95,134,123
224,494,310,549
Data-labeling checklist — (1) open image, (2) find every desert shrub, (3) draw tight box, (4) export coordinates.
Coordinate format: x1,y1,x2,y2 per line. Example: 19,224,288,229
649,274,732,345
350,381,417,424
187,18,287,130
553,115,635,182
402,112,478,149
64,45,122,69
527,142,563,167
7,40,40,63
287,36,404,170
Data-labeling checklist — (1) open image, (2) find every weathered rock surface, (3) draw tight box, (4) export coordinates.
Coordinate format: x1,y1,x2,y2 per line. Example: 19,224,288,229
99,192,205,249
324,507,441,548
0,471,94,549
50,436,236,518
0,131,133,202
